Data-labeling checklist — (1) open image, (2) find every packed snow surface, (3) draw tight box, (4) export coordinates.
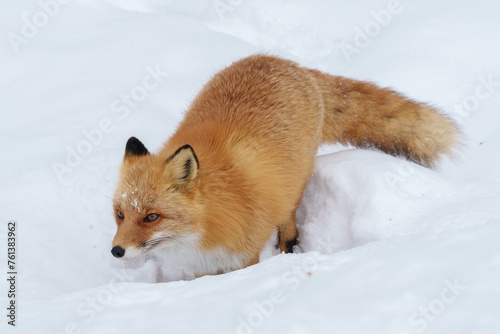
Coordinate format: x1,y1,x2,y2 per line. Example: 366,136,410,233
1,0,500,333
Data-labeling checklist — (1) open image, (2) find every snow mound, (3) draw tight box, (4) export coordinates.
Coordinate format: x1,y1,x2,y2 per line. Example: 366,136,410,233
297,149,458,253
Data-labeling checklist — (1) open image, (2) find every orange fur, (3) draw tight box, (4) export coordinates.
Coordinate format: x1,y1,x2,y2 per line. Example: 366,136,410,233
111,54,460,276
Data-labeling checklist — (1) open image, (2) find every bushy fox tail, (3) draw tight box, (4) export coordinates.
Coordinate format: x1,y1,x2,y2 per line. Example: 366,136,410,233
309,69,460,168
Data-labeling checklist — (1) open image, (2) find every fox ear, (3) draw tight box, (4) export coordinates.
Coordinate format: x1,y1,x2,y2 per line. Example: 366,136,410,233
124,137,149,157
165,145,199,187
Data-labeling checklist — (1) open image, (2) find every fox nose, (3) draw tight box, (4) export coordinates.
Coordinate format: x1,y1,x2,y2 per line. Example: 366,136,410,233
111,246,125,258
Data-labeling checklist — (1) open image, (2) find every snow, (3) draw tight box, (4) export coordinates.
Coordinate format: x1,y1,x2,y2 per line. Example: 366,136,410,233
1,0,500,333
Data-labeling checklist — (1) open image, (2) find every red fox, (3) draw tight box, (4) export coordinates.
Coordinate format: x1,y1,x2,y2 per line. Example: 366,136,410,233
111,54,460,277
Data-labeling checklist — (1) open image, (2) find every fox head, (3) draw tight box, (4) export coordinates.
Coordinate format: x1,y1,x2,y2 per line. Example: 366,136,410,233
111,137,203,259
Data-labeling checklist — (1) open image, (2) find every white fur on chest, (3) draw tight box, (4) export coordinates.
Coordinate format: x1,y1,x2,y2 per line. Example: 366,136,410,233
150,234,247,276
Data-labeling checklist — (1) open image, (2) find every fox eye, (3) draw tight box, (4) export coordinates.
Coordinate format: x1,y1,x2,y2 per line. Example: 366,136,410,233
144,213,159,223
117,210,124,220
